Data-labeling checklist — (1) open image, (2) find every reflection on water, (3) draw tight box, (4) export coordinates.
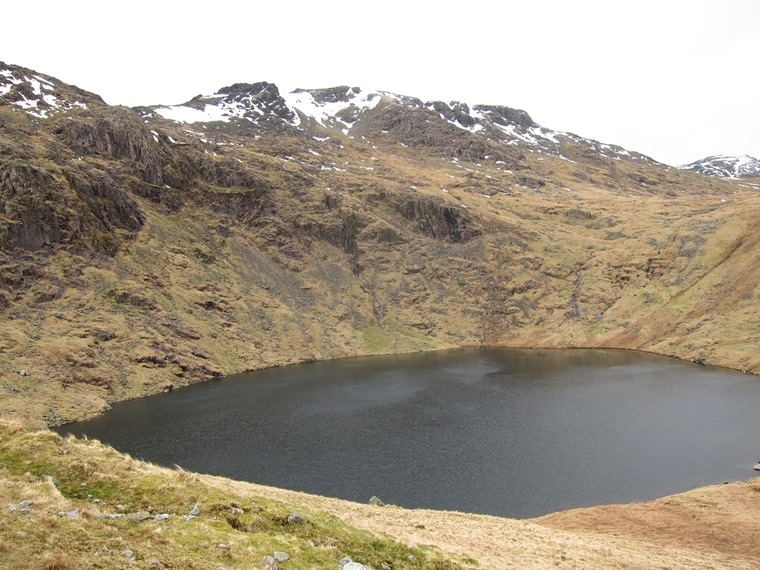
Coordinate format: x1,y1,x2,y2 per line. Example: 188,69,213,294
56,348,760,518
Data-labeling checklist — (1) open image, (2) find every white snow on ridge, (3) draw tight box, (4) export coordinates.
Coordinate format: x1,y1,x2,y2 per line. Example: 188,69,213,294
155,104,231,123
681,154,760,178
0,69,23,96
0,69,88,117
529,126,562,144
283,87,382,131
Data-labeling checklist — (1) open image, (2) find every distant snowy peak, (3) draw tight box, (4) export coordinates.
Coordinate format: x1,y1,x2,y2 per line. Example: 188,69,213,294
681,155,760,179
0,62,102,118
152,83,420,135
153,84,551,142
148,81,649,163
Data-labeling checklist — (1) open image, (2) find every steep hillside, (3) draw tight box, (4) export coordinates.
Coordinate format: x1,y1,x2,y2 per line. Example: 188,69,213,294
1,61,759,429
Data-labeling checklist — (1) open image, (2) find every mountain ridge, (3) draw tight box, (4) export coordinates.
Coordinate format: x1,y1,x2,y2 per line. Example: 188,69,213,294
145,80,657,168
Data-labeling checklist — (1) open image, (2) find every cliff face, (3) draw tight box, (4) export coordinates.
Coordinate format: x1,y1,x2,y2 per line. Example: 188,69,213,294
1,63,760,426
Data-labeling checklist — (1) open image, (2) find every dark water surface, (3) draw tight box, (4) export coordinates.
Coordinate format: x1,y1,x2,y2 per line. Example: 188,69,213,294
55,348,760,518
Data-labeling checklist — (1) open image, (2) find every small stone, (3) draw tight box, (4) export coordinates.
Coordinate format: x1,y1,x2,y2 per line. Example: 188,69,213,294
229,507,244,515
15,531,28,537
189,503,201,517
18,500,33,508
381,563,392,570
19,370,29,376
149,560,164,568
250,498,257,504
368,496,384,506
154,513,171,521
260,556,278,570
286,512,304,524
116,504,129,512
123,550,135,559
341,562,368,570
127,511,152,521
218,543,229,549
64,510,80,518
407,555,416,562
273,551,289,562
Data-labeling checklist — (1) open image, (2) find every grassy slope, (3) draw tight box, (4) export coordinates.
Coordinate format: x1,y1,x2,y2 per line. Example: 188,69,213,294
0,422,463,570
2,423,758,569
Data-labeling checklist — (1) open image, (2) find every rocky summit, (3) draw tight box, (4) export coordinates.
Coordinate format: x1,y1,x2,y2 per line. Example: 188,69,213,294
1,59,760,428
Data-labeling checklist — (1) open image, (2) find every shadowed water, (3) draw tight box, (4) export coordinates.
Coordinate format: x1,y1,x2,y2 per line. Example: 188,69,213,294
55,348,760,518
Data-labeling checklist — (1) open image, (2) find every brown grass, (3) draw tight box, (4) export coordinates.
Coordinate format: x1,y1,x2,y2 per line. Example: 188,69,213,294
43,554,71,570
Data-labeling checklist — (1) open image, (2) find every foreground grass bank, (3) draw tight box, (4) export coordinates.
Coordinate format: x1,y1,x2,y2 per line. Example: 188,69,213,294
2,421,759,569
0,421,464,570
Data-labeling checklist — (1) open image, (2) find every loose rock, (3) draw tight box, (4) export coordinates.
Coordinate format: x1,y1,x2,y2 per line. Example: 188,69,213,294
260,556,278,570
126,511,152,521
154,513,171,521
189,503,201,517
368,496,384,506
273,551,289,562
9,499,33,514
340,562,368,570
229,507,244,515
286,512,304,524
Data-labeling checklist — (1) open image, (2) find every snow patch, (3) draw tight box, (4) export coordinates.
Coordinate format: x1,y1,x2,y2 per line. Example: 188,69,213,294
283,88,382,131
155,104,231,123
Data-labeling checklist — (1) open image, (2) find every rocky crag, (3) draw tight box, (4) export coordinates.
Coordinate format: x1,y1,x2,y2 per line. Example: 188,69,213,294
1,61,760,427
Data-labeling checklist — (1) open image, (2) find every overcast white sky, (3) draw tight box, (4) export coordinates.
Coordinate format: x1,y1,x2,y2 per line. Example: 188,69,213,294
2,1,758,166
